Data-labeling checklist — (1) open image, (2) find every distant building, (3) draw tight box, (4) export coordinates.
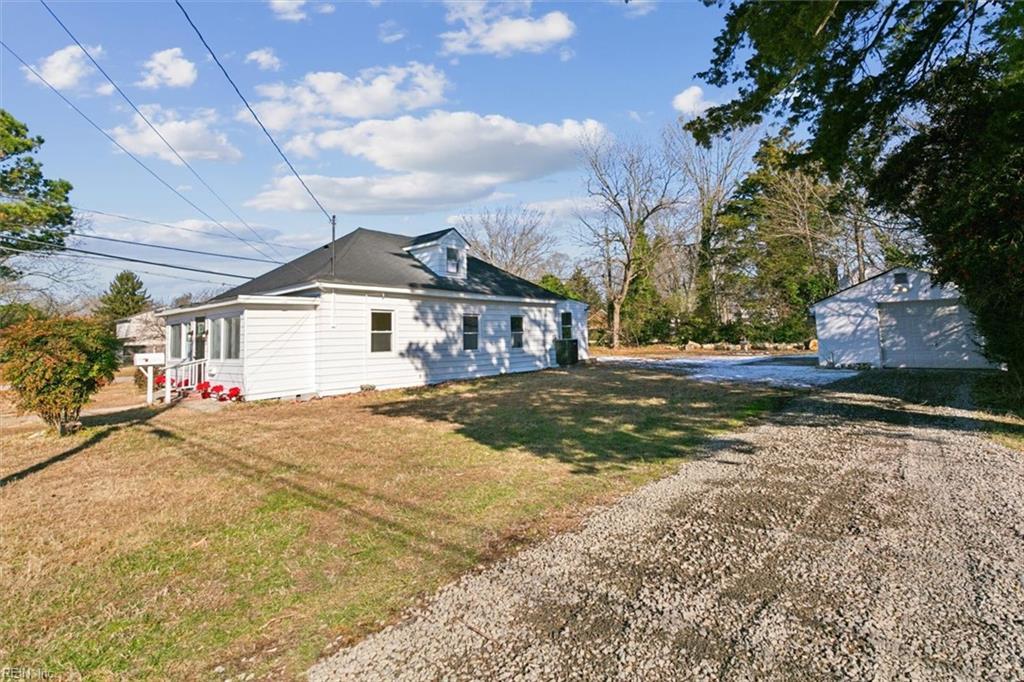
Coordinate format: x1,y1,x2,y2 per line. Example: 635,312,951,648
115,310,165,364
810,267,992,369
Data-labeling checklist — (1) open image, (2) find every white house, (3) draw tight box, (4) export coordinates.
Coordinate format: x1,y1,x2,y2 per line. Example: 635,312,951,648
114,310,164,364
156,227,589,401
810,266,991,369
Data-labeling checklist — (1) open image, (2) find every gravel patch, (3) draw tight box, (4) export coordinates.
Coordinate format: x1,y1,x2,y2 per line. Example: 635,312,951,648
310,374,1024,681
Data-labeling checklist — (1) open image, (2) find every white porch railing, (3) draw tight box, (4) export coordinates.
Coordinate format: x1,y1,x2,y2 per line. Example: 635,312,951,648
163,358,207,403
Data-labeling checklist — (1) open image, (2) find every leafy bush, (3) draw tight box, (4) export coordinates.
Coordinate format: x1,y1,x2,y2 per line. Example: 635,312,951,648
0,317,119,433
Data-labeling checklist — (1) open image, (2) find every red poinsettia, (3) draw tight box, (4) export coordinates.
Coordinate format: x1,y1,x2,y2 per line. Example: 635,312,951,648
154,375,166,387
227,386,242,401
211,384,224,394
196,381,210,392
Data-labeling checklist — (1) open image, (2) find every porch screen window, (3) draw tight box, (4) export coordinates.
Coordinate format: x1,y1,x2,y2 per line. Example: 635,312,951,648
169,323,182,359
561,312,573,340
510,315,524,349
225,316,241,359
463,315,479,351
210,318,222,359
371,311,393,353
447,248,459,274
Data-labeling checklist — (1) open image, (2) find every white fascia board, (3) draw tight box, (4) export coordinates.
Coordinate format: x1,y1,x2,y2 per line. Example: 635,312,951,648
197,280,564,306
156,295,319,318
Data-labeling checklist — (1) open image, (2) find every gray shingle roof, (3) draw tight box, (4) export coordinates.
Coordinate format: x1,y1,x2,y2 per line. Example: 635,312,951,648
210,227,564,302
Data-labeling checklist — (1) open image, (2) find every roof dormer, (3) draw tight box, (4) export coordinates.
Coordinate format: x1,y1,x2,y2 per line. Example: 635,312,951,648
404,228,470,280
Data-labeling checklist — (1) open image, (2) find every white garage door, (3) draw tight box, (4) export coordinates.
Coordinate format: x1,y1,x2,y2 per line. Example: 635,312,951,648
877,300,990,369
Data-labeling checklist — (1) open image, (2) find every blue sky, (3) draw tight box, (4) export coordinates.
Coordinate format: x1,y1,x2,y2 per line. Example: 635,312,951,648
2,0,730,300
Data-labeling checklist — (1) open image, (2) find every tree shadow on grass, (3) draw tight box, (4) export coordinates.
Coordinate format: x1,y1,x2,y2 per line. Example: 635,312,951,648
366,364,789,475
0,406,168,488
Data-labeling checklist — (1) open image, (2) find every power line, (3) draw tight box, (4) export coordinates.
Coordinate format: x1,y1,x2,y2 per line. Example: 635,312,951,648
175,0,333,222
74,206,308,252
73,233,280,263
1,245,238,286
0,40,276,264
39,0,286,261
4,236,252,279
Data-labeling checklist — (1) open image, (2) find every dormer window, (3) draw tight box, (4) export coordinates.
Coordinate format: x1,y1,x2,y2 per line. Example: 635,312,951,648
447,247,460,275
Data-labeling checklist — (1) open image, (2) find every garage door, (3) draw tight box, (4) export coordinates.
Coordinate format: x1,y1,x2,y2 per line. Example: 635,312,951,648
877,300,990,369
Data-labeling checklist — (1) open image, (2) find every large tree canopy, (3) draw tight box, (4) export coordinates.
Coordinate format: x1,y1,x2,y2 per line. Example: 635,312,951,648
688,1,1019,175
0,109,74,280
690,0,1024,394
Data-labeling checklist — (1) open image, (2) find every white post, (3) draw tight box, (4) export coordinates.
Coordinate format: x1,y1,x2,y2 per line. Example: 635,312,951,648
145,366,154,405
164,366,172,404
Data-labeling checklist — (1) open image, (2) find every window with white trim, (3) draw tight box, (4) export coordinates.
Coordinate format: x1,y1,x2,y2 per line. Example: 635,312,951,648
371,311,393,353
510,315,524,349
224,316,241,359
446,247,460,274
463,314,479,351
169,323,182,359
560,312,573,340
210,318,222,359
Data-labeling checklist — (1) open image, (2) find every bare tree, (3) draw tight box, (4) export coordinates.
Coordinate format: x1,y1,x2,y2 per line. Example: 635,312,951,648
457,206,562,281
578,135,685,348
667,125,756,325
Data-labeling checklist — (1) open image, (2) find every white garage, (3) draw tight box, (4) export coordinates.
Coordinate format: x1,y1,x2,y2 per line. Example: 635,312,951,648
811,267,992,369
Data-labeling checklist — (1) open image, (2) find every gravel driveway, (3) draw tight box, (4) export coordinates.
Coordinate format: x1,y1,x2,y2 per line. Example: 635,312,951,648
311,372,1024,681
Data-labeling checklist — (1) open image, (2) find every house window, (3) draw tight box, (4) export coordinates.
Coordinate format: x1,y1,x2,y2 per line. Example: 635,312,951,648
225,316,241,359
561,312,573,340
510,315,524,349
447,247,459,274
371,310,393,353
893,271,910,293
210,318,222,359
463,314,479,351
169,323,182,359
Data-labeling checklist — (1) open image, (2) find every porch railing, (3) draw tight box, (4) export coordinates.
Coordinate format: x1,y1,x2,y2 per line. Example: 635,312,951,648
164,358,207,403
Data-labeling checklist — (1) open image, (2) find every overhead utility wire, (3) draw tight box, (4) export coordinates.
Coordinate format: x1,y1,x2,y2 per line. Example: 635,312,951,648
0,40,275,265
174,0,333,222
74,206,307,252
6,236,252,279
38,0,285,262
73,233,280,263
1,245,238,286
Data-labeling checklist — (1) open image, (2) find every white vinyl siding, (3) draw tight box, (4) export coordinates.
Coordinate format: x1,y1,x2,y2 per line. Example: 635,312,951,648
242,308,315,400
315,292,560,396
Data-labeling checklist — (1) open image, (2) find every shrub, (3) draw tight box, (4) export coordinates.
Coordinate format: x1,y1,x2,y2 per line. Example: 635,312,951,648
0,317,119,434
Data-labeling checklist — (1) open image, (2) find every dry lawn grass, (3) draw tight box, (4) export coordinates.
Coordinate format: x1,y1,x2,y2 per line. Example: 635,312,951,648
0,364,790,679
590,344,807,359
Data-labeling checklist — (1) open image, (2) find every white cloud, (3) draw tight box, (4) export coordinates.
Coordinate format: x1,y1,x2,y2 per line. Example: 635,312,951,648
96,82,116,96
526,196,603,220
672,85,715,116
246,62,448,131
315,3,335,14
268,0,307,21
559,46,575,62
247,172,499,214
245,48,282,71
307,111,605,181
441,1,576,57
22,44,100,90
251,111,607,215
137,48,197,89
620,0,657,18
378,20,407,44
109,106,242,165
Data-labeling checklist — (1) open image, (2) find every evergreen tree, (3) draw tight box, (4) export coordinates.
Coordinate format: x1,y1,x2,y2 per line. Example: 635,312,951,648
0,109,74,279
94,271,151,327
